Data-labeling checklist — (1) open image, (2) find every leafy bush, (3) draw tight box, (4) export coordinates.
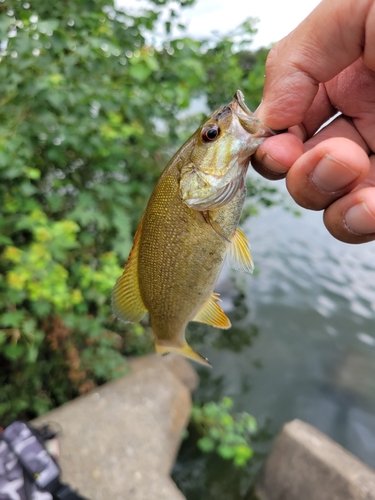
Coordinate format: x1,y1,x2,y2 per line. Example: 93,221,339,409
190,397,258,467
0,0,268,426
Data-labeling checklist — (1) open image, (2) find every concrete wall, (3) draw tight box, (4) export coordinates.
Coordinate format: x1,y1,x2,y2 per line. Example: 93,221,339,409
255,419,375,500
32,354,198,500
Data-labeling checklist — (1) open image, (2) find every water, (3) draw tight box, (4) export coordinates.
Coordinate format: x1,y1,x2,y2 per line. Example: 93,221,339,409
173,197,375,498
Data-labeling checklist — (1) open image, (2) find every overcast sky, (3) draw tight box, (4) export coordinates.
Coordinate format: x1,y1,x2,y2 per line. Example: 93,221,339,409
180,0,322,48
122,0,322,48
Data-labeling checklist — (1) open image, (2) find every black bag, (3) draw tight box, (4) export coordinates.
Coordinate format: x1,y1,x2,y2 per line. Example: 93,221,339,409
0,421,88,500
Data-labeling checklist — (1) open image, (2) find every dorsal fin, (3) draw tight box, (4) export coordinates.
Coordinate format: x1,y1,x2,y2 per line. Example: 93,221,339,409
112,214,148,323
227,227,254,273
192,293,231,329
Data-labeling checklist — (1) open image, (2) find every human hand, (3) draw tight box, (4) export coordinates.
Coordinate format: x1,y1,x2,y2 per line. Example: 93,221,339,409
253,0,375,243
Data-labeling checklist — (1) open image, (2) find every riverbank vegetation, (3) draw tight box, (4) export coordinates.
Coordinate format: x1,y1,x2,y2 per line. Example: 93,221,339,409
0,0,271,455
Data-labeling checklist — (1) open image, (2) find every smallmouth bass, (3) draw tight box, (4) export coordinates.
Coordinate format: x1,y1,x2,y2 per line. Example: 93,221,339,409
112,91,275,367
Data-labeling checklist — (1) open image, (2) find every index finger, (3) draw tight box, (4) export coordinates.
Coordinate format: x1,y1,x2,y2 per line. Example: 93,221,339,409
257,0,375,130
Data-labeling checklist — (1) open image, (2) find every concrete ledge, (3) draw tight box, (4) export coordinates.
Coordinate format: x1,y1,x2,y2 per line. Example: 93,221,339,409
255,419,375,500
32,354,198,500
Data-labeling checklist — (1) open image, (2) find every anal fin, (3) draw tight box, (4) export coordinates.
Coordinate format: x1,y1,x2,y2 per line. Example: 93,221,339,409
112,214,148,323
227,227,254,273
192,293,231,329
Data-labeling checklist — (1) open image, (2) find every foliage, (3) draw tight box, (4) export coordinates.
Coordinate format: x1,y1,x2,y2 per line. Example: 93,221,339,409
202,22,269,111
0,0,269,426
190,397,258,467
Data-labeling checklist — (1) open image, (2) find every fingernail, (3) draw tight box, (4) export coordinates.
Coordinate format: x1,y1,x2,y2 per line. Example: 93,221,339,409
345,202,375,235
262,154,288,174
312,154,359,193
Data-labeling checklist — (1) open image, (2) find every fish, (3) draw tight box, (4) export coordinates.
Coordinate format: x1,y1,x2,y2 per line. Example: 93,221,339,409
112,90,275,367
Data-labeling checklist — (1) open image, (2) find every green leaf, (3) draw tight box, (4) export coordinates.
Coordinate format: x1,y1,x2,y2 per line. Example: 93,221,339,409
217,444,236,460
208,427,222,440
26,345,39,363
221,396,233,410
220,413,234,429
202,401,220,419
22,318,36,335
31,300,52,317
1,311,25,328
197,437,215,453
0,235,13,245
245,415,258,433
129,63,152,81
4,343,24,361
233,445,253,467
24,167,41,180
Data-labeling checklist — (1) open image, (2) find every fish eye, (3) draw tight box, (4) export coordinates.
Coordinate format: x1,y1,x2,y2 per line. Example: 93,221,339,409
201,124,220,142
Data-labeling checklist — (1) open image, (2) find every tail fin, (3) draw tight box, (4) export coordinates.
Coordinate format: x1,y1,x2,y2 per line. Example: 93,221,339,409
155,341,212,368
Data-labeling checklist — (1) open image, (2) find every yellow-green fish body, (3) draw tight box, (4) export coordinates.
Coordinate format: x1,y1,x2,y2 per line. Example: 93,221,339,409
112,91,275,366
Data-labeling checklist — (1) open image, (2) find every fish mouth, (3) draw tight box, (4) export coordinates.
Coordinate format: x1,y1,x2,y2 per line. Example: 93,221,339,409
231,89,276,138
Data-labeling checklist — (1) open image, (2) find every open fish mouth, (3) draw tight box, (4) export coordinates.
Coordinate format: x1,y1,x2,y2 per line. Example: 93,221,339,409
231,89,277,138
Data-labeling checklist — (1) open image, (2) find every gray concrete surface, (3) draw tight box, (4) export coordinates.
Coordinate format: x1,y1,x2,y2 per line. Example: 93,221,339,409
32,354,198,500
255,419,375,500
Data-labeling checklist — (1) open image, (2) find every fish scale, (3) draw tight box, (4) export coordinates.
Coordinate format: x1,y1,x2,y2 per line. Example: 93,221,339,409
139,167,232,342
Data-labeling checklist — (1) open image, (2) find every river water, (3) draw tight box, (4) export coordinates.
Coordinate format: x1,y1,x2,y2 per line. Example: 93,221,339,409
173,183,375,498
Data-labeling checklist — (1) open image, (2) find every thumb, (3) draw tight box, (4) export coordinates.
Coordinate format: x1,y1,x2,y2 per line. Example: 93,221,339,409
257,0,374,130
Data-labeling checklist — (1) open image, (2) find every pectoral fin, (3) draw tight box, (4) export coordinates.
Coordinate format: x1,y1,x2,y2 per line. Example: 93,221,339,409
202,211,230,242
155,341,212,367
192,293,231,329
111,215,148,323
227,228,254,273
